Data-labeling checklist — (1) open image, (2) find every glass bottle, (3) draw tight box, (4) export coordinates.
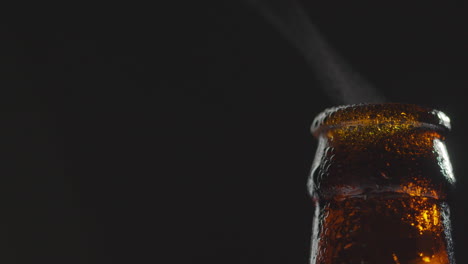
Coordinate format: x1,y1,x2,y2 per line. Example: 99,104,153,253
308,103,455,264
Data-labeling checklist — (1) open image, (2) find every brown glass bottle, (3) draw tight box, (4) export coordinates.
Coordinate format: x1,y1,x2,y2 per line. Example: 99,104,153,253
308,103,456,264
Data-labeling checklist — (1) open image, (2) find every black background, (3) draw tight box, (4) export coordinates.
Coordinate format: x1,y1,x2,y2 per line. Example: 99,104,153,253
2,1,468,263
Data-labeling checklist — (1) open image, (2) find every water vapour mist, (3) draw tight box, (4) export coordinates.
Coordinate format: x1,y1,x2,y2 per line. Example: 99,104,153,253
247,0,385,105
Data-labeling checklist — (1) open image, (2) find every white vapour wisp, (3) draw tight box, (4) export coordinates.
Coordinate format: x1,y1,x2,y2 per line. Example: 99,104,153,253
247,0,385,104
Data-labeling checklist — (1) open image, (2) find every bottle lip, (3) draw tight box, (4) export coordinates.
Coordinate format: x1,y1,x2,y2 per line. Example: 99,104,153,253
311,103,451,137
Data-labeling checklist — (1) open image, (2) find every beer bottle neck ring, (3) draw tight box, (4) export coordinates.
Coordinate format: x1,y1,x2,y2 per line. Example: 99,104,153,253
311,103,451,138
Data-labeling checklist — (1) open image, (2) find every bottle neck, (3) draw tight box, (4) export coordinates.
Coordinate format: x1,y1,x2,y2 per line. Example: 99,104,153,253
309,103,455,264
309,128,454,201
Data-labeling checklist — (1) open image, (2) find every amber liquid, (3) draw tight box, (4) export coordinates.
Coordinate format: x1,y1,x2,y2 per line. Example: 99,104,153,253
310,104,456,263
312,192,452,264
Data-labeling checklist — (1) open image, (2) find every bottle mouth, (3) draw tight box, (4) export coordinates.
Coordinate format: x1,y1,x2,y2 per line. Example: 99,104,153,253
311,103,451,138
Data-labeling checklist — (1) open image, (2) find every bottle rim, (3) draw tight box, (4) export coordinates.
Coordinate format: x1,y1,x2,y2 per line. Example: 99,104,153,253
311,103,451,137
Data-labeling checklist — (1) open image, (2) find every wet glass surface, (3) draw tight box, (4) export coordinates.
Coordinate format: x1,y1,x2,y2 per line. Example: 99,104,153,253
309,103,455,264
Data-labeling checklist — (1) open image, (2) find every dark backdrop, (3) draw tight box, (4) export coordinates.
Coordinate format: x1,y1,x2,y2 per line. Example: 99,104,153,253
2,2,467,263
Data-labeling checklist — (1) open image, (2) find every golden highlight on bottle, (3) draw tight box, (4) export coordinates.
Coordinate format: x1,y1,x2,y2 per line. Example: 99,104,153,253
308,103,455,264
